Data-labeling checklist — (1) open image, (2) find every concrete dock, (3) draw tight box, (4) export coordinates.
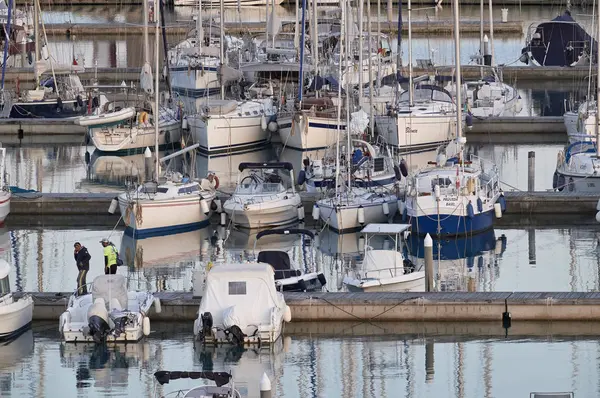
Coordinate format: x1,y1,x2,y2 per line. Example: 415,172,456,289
9,191,600,219
17,291,600,322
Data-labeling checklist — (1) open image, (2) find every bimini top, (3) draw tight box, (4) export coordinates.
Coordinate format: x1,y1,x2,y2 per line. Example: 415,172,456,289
256,228,315,241
154,371,232,387
361,224,411,235
238,162,293,172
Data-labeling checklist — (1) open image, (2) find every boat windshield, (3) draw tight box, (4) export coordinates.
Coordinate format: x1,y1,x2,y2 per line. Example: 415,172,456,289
0,276,9,297
399,87,453,103
235,182,285,195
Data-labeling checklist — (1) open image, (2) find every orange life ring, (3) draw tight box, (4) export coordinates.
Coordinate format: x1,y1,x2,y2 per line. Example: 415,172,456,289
212,175,220,189
138,112,148,125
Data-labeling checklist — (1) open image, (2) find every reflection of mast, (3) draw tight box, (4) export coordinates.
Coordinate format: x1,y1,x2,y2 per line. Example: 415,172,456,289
36,229,43,292
482,343,492,398
403,341,413,398
425,339,434,383
455,343,465,398
568,230,577,291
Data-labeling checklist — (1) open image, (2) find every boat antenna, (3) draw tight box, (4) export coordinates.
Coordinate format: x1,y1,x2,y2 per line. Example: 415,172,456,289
154,0,160,180
596,0,600,157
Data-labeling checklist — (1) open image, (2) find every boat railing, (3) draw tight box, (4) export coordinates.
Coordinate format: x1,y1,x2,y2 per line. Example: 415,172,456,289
363,266,415,279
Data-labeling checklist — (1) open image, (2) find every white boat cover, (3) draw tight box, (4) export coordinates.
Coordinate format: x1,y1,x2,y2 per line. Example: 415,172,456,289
199,263,283,329
91,274,128,311
363,249,405,274
200,100,237,116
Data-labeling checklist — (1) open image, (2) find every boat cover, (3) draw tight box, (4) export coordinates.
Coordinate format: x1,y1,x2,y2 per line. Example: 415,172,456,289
257,251,302,279
154,371,232,387
91,274,128,311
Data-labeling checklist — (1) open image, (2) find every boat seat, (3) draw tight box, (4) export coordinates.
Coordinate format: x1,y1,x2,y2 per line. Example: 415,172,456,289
257,251,301,279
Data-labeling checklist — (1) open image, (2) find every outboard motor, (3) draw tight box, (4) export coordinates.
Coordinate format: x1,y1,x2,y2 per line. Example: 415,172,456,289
225,325,246,345
87,298,112,344
198,312,213,341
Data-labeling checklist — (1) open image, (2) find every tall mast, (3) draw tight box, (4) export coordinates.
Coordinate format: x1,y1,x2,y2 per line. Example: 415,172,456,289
144,0,149,65
345,0,351,200
358,0,363,110
154,0,160,180
479,0,483,78
219,0,225,100
196,0,203,53
487,0,495,66
408,0,413,106
33,0,40,85
334,0,344,200
596,0,600,157
367,0,374,136
312,0,318,98
453,0,462,140
376,0,381,94
298,0,307,106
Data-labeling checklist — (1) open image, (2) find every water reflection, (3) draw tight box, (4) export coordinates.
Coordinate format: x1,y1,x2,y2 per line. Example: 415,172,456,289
0,329,35,396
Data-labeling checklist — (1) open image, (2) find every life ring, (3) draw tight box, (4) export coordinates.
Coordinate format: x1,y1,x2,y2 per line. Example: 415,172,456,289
208,174,220,189
139,112,148,125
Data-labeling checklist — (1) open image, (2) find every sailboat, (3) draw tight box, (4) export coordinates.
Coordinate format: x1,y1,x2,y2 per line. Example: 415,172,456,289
403,0,504,237
374,0,457,153
116,5,217,238
76,0,181,153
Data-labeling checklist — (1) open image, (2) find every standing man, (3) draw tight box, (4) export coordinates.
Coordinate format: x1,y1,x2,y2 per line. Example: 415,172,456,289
74,242,91,295
100,238,118,275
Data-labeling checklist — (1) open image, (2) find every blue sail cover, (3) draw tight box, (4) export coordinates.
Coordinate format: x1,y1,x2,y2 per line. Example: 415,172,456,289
523,11,598,67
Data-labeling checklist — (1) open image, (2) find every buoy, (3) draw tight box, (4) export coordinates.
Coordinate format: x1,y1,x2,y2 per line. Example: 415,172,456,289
498,194,506,212
397,199,405,215
494,202,502,218
108,198,118,214
182,117,188,130
268,120,278,132
399,159,409,177
283,305,292,322
596,211,600,223
495,238,503,255
358,205,365,225
466,201,475,218
382,201,390,215
200,199,210,215
283,336,292,353
466,112,473,130
297,205,305,221
312,204,320,220
358,235,365,252
597,198,600,211
393,165,402,181
261,115,267,131
220,212,227,226
210,200,218,211
85,151,90,164
142,316,151,336
298,170,306,186
154,298,162,314
434,184,440,199
260,373,272,394
476,197,483,213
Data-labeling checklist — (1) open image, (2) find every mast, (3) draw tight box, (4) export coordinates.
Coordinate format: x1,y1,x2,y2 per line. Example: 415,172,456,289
479,0,483,78
487,0,494,66
294,0,299,53
219,0,225,100
396,0,402,71
154,0,160,180
345,0,351,200
144,0,149,66
196,0,203,51
159,0,172,98
408,0,412,106
367,0,374,135
596,0,600,157
298,0,307,106
453,0,462,141
358,0,363,109
312,0,318,98
334,0,345,200
376,0,381,94
1,0,13,90
33,0,39,85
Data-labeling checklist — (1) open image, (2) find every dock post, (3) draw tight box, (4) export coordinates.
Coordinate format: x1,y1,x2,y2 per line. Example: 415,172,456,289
387,0,392,23
260,373,272,398
144,147,152,181
528,151,535,192
424,233,434,292
528,228,536,265
425,339,434,383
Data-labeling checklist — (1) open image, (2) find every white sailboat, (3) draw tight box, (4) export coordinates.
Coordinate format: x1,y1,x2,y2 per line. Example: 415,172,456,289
77,0,181,153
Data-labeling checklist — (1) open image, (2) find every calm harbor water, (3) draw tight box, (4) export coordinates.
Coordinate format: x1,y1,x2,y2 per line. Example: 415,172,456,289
2,324,600,397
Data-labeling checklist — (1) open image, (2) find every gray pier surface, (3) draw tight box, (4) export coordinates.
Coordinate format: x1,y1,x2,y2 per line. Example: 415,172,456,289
18,291,600,322
9,191,599,218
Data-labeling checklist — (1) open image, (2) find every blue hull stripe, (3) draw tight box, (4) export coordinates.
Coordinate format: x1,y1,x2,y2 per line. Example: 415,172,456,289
171,86,222,98
409,210,495,237
313,176,396,189
308,122,346,130
125,219,210,239
199,139,269,154
170,66,219,72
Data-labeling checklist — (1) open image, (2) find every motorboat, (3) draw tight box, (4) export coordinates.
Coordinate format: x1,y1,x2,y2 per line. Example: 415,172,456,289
301,138,404,193
223,162,301,229
0,146,10,224
192,263,291,345
343,224,425,292
554,141,600,193
154,370,241,398
117,172,218,238
59,274,160,344
0,259,33,340
254,228,326,292
316,187,399,233
520,10,597,67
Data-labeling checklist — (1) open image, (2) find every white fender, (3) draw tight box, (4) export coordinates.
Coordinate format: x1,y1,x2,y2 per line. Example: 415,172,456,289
153,297,162,314
142,316,151,336
283,336,292,353
283,305,292,323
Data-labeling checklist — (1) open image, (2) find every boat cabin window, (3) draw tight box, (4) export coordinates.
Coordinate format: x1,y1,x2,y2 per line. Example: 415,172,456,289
178,184,200,194
431,177,453,190
0,276,9,297
140,185,168,194
228,281,246,295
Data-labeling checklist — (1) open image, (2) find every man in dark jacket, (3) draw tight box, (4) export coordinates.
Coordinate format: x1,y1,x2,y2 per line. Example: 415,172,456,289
74,242,91,295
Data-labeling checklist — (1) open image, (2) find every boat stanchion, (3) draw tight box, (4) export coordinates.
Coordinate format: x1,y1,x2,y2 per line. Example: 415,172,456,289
260,373,272,398
424,233,434,292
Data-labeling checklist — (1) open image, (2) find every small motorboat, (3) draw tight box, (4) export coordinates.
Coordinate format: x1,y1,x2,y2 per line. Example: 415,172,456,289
59,274,161,344
0,259,33,340
254,228,326,292
193,263,291,345
154,370,241,398
343,224,425,292
223,162,302,229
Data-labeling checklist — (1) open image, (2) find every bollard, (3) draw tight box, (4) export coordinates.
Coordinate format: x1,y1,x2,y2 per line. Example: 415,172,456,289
528,151,535,192
260,373,272,398
424,233,434,292
528,228,536,265
501,8,508,23
425,340,434,383
387,0,392,23
483,34,491,66
144,147,153,181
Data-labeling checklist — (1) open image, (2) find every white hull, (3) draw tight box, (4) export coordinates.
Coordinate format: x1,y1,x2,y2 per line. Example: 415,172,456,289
0,294,33,338
0,192,10,224
318,196,398,233
169,68,220,97
375,113,456,152
90,120,181,152
344,271,426,292
224,198,301,229
118,191,216,235
555,170,600,193
188,112,270,154
76,107,137,127
278,114,345,151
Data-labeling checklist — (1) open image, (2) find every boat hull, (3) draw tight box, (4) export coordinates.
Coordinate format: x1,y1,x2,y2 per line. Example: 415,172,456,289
278,114,345,151
9,99,87,119
344,272,426,292
375,113,456,153
0,192,11,224
318,198,398,234
223,197,301,229
89,120,182,153
410,209,495,237
118,193,215,238
169,66,221,98
555,169,600,193
0,295,33,340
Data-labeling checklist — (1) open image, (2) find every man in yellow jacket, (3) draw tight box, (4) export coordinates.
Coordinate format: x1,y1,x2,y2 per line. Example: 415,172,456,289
100,238,118,275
